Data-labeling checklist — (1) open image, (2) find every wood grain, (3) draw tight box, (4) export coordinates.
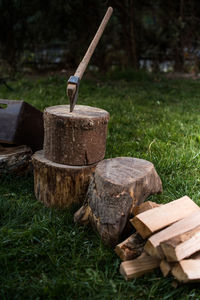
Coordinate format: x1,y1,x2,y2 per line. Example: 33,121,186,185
144,210,200,259
75,157,162,246
43,105,109,165
120,252,160,280
131,196,199,239
160,225,200,262
32,150,96,208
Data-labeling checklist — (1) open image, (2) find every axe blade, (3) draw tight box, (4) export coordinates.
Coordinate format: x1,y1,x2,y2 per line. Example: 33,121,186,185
67,76,80,112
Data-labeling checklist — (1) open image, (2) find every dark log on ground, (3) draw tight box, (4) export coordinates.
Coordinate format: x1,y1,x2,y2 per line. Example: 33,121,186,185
43,105,109,166
115,201,162,261
0,144,32,174
115,232,145,261
74,157,162,246
32,150,96,208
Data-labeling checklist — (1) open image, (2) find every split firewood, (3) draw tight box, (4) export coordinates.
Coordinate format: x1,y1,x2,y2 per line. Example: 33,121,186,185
132,201,162,216
74,157,162,246
160,225,200,262
131,196,199,239
145,211,200,259
115,232,145,261
160,260,174,277
172,254,200,283
120,252,160,281
115,201,161,261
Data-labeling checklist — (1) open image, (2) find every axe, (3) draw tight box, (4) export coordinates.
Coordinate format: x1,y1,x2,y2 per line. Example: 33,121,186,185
67,7,113,112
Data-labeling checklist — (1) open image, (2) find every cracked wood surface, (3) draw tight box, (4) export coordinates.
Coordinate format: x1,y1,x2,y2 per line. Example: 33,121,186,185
32,150,96,208
74,157,162,246
43,105,109,166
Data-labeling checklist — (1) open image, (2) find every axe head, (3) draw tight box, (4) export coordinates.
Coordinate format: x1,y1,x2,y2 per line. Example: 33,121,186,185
67,75,80,112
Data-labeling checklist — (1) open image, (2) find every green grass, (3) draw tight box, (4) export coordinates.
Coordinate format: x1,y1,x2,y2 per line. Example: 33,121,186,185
0,70,200,299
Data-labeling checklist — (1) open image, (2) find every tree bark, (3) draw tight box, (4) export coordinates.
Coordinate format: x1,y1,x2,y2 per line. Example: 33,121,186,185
43,105,109,166
32,150,96,208
0,144,32,174
74,157,162,246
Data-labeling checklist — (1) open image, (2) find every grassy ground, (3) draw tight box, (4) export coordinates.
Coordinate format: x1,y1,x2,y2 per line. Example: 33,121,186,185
0,70,200,299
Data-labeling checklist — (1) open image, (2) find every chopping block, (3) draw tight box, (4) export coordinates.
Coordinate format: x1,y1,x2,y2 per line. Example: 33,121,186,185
0,99,44,152
43,105,110,165
32,150,97,208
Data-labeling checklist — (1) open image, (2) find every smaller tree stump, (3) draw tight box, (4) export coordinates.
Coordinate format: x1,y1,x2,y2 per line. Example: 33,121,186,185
32,150,96,208
74,157,162,246
43,105,109,166
0,144,32,174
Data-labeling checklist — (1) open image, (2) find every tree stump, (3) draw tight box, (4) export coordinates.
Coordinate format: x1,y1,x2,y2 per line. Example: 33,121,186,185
43,105,109,166
74,157,163,246
0,144,32,174
32,150,96,208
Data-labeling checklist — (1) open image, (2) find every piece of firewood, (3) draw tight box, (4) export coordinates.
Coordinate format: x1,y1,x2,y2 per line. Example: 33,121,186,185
145,211,200,259
32,150,96,208
115,232,145,261
131,196,199,239
43,105,109,166
74,157,162,246
132,201,162,216
160,260,174,277
160,225,200,262
172,255,200,283
115,201,161,261
120,252,160,280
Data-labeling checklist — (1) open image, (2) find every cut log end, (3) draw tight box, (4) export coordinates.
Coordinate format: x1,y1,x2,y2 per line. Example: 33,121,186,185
120,253,160,281
75,157,162,246
115,232,145,261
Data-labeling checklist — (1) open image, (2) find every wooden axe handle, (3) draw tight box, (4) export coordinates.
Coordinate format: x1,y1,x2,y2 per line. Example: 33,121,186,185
74,6,113,79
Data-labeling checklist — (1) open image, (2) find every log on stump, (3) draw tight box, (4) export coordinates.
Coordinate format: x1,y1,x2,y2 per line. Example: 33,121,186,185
43,105,109,166
74,157,162,246
0,144,32,174
32,150,96,208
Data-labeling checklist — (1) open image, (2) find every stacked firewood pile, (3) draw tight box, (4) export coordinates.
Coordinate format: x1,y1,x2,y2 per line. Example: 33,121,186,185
117,196,200,283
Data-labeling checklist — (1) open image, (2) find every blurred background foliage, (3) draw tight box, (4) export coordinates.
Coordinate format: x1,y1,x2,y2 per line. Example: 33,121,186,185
1,0,200,75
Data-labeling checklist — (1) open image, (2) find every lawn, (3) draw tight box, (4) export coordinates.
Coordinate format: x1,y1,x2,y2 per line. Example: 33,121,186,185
0,70,200,299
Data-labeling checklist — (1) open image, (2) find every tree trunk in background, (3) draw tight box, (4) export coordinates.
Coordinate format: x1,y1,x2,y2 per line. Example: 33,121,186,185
112,0,139,69
129,0,139,69
174,0,185,72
